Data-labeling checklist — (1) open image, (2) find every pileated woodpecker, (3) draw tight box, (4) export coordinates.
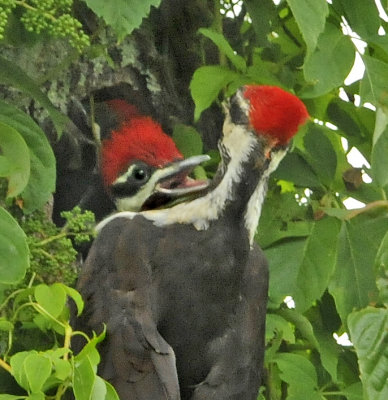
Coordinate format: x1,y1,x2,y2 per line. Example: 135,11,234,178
75,86,308,399
53,99,208,224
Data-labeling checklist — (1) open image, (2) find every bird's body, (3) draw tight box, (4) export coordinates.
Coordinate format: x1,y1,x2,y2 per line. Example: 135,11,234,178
75,85,308,399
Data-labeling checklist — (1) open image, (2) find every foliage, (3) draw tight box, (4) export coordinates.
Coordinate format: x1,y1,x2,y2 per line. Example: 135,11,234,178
1,0,388,399
189,0,388,399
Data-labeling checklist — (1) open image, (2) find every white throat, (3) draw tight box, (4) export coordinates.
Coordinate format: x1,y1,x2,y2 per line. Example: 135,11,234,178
97,120,285,246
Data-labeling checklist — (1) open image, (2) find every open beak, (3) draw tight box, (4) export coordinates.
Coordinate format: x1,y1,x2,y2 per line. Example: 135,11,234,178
142,154,210,210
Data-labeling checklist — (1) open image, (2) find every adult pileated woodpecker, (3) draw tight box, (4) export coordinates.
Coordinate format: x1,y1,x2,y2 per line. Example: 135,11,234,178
75,86,309,399
53,99,208,224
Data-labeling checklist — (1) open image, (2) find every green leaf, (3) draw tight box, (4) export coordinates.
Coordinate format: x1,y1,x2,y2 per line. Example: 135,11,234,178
26,393,45,400
0,207,29,284
0,56,68,136
329,217,388,324
294,217,341,312
375,230,388,306
371,108,388,188
286,0,329,57
342,382,364,400
172,124,203,158
0,101,56,212
24,353,52,393
84,0,161,41
302,23,355,98
265,239,306,307
303,126,337,186
190,66,241,121
10,351,33,391
75,329,106,367
62,284,84,316
266,313,295,344
92,376,107,400
245,0,277,46
0,121,30,198
274,152,322,188
104,380,120,400
338,0,381,40
198,28,246,72
361,55,388,109
73,356,96,400
34,283,67,319
348,308,388,400
53,359,72,381
274,353,318,390
0,396,26,400
0,319,14,332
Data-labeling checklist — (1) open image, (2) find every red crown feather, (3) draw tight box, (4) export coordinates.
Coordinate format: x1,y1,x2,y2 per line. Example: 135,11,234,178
243,85,309,145
101,116,183,186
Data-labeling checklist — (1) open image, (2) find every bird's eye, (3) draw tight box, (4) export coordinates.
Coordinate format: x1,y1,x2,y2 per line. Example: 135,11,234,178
133,167,147,181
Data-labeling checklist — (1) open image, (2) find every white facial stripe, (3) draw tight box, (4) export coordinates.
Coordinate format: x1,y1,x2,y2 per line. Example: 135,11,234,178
114,165,179,212
139,123,258,229
244,147,288,245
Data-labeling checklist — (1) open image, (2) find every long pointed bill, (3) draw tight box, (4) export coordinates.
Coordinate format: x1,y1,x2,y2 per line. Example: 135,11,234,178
141,155,210,210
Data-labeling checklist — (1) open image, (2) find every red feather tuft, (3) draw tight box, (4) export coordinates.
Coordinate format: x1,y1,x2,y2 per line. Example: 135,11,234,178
243,85,309,145
101,117,183,186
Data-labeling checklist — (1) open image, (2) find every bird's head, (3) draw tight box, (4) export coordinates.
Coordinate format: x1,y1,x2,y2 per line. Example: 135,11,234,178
101,103,209,211
224,85,309,171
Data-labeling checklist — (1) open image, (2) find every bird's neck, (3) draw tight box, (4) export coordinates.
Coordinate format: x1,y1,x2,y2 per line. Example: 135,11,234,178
141,125,277,245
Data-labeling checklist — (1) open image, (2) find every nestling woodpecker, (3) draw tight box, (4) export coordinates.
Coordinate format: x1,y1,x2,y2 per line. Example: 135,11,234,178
75,86,309,399
53,99,209,224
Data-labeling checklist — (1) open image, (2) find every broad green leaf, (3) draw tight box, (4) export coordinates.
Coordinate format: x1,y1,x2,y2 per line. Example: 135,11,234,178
371,108,388,187
34,283,67,319
198,28,246,72
26,393,44,400
172,124,203,157
190,66,241,121
0,56,68,136
348,308,388,400
265,238,306,307
245,0,277,46
329,217,388,324
274,353,318,390
0,122,30,198
0,207,29,284
10,351,33,390
0,319,13,331
75,328,106,367
84,0,161,41
327,99,373,161
286,0,329,57
274,152,322,188
375,230,388,306
265,313,295,344
361,55,388,109
342,382,364,400
338,0,381,40
24,353,52,393
302,23,355,98
303,126,337,187
104,380,120,400
0,396,26,400
0,101,56,212
92,376,107,400
62,284,84,316
294,217,341,312
53,359,72,381
279,309,319,349
73,356,96,400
